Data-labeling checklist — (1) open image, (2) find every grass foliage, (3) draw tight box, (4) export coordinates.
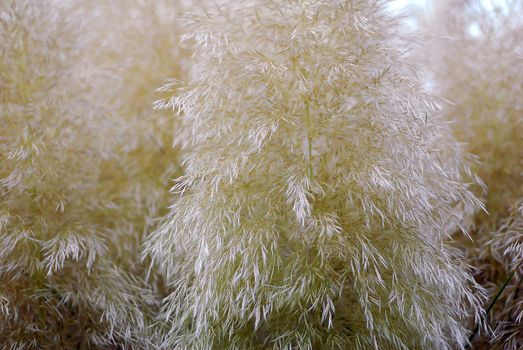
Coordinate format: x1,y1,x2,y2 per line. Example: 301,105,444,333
145,1,483,349
415,0,523,348
0,0,188,348
0,0,521,349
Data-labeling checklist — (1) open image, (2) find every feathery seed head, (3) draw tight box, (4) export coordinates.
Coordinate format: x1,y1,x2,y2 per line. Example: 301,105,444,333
145,1,485,349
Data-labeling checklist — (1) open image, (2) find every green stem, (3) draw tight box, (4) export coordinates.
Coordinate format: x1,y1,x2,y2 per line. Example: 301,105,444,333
465,258,523,348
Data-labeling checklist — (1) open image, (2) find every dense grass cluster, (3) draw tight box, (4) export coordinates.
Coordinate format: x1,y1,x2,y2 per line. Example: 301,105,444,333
145,1,483,349
415,0,523,348
0,0,188,347
0,0,521,349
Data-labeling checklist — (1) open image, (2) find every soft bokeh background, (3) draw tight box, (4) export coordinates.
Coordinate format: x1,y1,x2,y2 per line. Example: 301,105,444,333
389,0,512,34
